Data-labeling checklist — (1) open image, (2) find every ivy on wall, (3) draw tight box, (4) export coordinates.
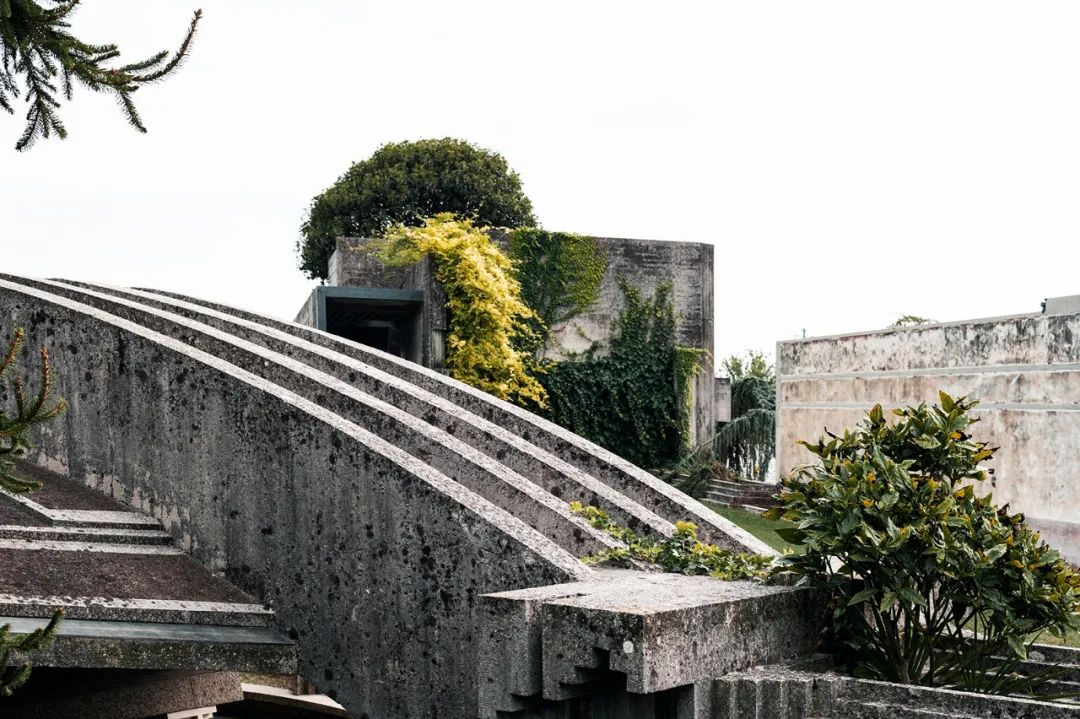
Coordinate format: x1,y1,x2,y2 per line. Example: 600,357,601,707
507,228,606,357
366,217,701,469
375,214,547,406
537,281,701,467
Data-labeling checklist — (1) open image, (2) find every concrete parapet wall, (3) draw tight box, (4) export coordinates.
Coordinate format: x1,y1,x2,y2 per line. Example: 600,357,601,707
0,278,587,718
135,282,768,555
777,310,1080,564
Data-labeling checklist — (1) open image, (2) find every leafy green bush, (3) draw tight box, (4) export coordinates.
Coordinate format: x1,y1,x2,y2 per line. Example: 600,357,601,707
570,502,773,580
538,281,701,467
298,138,536,280
765,392,1080,692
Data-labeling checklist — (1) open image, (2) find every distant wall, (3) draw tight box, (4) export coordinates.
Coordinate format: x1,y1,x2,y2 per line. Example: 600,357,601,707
777,307,1080,563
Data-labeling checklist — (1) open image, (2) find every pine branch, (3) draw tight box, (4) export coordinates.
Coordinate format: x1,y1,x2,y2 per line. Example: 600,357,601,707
0,1,202,149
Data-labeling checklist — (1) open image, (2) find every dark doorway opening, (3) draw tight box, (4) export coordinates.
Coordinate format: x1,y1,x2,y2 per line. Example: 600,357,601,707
324,295,422,362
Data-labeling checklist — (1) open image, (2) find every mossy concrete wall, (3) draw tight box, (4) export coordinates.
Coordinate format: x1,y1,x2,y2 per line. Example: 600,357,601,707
777,305,1080,564
326,234,719,446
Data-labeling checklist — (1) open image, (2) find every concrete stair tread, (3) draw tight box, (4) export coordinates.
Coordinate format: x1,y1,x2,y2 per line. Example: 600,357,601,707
3,615,296,674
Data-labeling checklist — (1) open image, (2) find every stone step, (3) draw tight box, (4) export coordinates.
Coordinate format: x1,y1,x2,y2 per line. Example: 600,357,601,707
833,700,979,718
0,594,274,627
0,524,172,545
3,615,295,674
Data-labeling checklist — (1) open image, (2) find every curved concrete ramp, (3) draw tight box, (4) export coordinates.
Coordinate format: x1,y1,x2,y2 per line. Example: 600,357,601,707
0,274,791,718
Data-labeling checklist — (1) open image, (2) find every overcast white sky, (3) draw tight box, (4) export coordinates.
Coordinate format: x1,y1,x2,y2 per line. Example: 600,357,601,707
3,1,1079,360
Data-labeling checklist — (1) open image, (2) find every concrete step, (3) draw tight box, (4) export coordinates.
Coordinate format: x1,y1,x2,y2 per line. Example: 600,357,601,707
3,615,295,674
833,700,978,718
0,594,274,627
0,524,172,545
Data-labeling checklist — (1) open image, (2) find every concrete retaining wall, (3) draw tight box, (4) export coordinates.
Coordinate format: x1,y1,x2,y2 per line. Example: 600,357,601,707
777,309,1080,563
0,279,588,718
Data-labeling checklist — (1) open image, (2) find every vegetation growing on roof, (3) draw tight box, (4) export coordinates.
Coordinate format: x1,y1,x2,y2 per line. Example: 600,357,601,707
299,138,536,280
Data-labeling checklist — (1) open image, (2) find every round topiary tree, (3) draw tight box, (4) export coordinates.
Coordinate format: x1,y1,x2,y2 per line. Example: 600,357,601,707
297,138,537,280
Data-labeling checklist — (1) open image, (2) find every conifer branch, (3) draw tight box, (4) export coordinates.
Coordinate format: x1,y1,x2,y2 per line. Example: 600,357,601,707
0,1,201,150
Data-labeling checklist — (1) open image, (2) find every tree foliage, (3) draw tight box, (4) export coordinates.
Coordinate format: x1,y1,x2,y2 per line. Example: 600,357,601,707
299,138,536,280
766,393,1080,693
375,214,546,406
0,1,201,151
0,327,66,695
721,350,774,382
716,353,776,481
1,328,66,492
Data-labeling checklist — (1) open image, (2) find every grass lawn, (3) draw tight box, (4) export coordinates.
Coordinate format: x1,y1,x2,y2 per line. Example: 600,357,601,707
1034,629,1080,648
703,501,803,554
703,503,1080,650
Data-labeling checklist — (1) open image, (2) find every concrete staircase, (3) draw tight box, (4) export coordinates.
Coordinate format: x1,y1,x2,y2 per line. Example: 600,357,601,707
703,477,782,509
0,461,295,674
714,648,1080,719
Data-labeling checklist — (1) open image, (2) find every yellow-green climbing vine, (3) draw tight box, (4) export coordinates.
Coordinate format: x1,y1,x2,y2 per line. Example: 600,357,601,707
375,214,547,406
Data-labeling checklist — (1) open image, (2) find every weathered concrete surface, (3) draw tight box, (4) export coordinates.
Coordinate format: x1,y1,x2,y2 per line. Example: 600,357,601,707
0,277,589,718
3,669,243,719
713,647,1080,718
134,281,769,555
55,278,686,544
14,277,622,557
327,233,719,448
777,307,1080,563
477,569,821,718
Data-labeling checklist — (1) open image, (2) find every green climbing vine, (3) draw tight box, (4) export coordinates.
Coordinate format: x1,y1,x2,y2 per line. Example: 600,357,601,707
507,228,606,357
368,218,700,469
570,502,773,580
537,281,702,467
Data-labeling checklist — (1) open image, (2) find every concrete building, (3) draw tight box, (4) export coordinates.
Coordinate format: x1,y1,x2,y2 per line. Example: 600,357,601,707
777,294,1080,564
296,234,724,447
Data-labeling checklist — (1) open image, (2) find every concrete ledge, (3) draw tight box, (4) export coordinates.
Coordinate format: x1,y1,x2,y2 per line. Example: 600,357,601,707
478,570,821,716
6,616,296,674
0,595,273,626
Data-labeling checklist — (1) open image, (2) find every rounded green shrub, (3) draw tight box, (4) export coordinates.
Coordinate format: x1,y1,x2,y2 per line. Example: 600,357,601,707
765,392,1080,692
298,138,536,280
